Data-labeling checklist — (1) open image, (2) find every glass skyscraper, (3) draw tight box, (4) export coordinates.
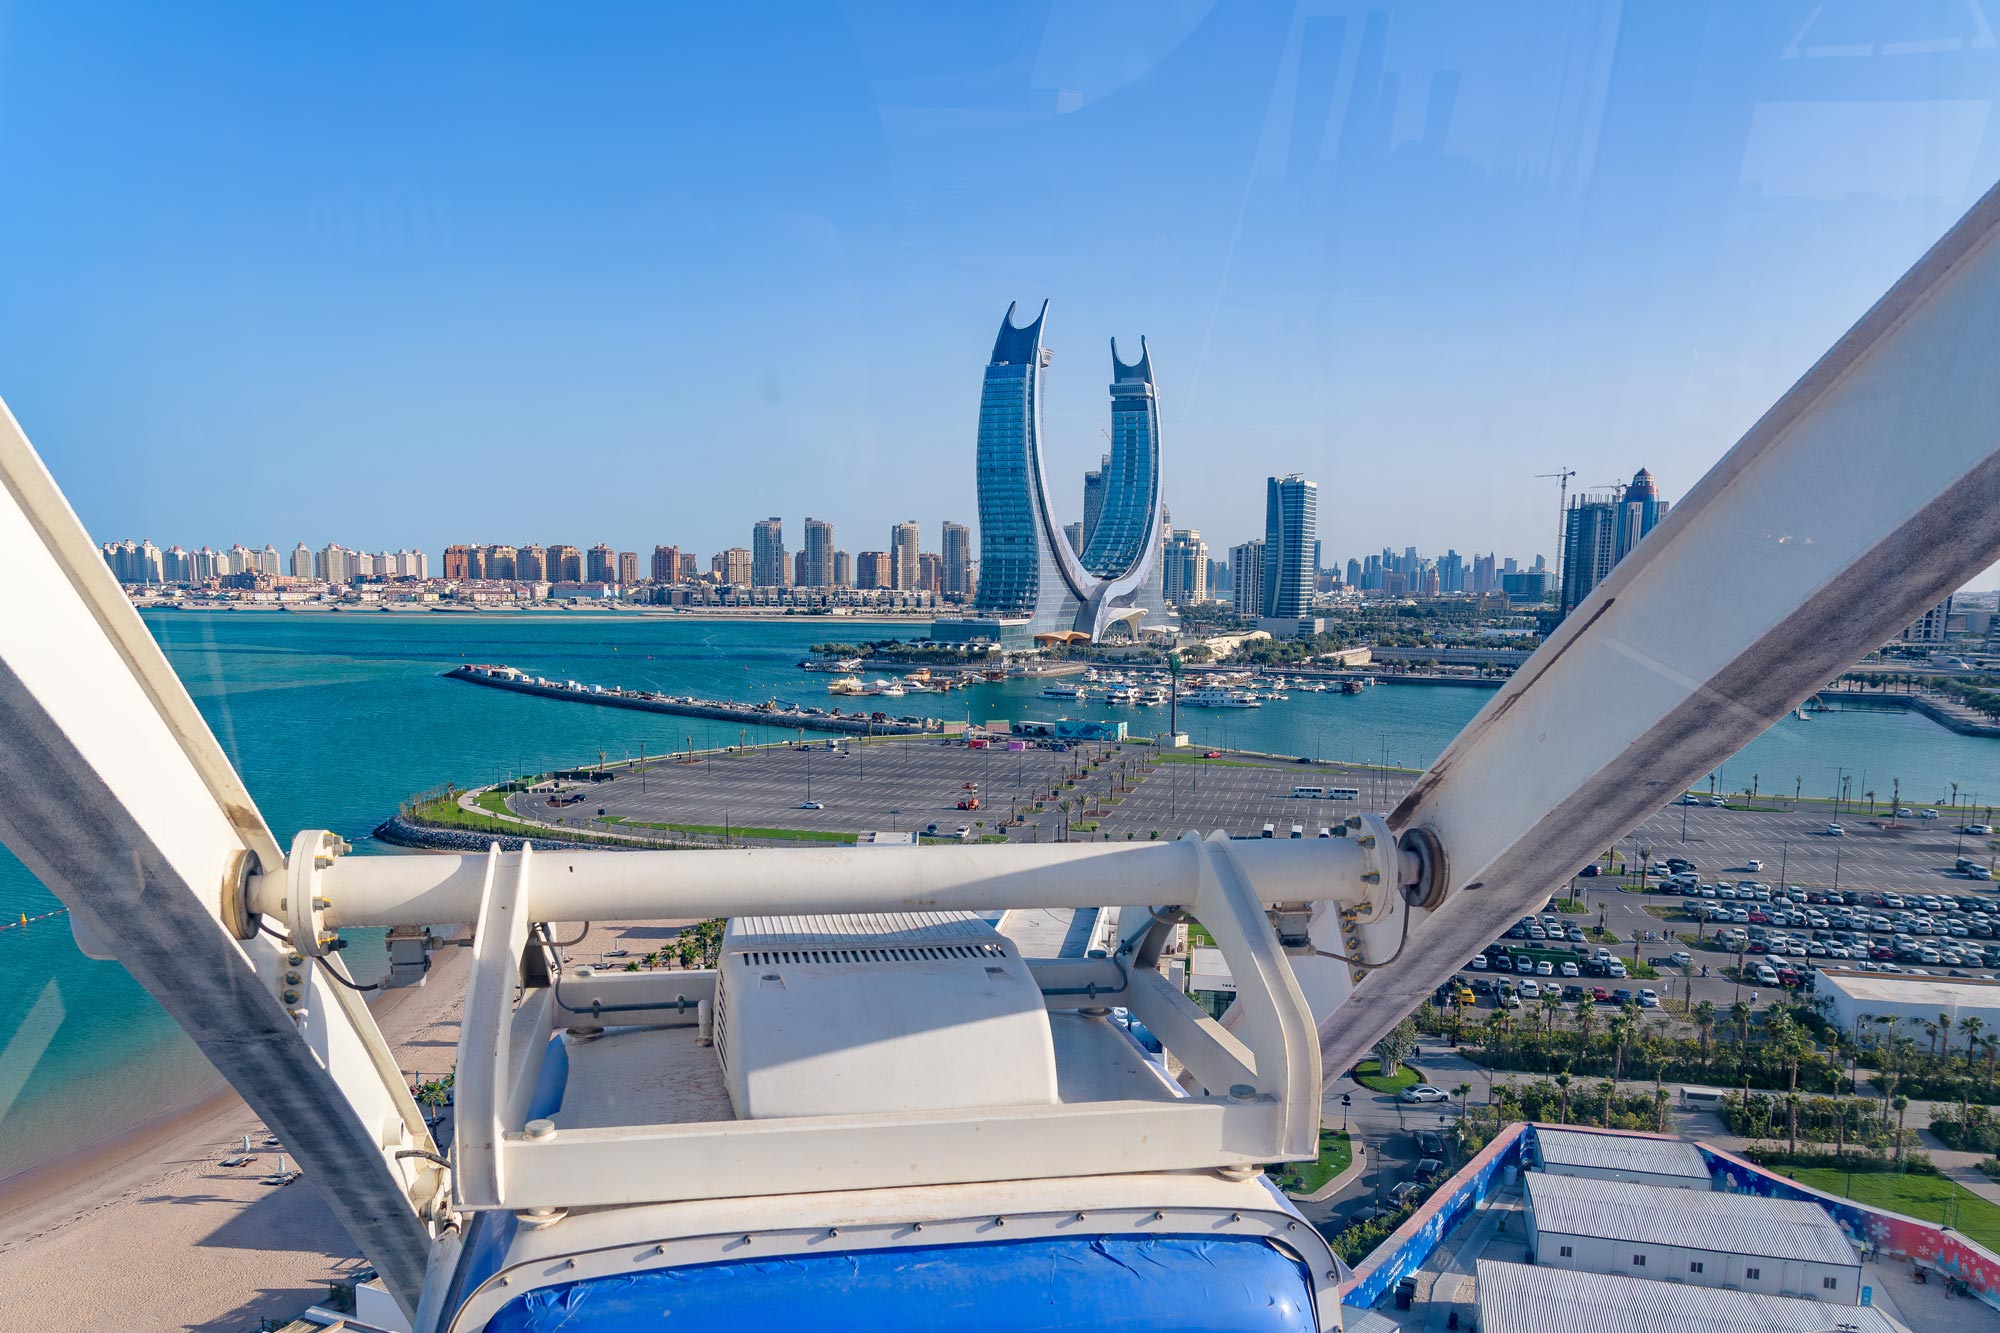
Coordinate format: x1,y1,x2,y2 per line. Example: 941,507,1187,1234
1261,475,1318,621
935,303,1173,648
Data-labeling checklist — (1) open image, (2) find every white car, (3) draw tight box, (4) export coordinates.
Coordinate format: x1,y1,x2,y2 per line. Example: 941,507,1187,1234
1559,961,1579,977
1535,960,1555,976
1638,989,1660,1008
798,800,825,810
1745,859,1763,872
1826,824,1846,837
1469,955,1489,970
1400,1084,1450,1104
1963,824,1993,836
1921,809,1941,819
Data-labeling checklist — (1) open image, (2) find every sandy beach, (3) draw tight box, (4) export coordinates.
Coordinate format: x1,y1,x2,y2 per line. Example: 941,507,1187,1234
0,915,698,1332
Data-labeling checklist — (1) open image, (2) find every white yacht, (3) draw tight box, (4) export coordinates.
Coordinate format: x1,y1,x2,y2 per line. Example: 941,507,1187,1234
1038,682,1086,701
1183,687,1260,708
826,675,865,696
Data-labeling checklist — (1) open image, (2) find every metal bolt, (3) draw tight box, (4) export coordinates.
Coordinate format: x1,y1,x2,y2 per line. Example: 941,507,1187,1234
1229,1083,1257,1102
281,989,299,1005
1231,1212,1243,1222
993,1217,1005,1228
283,971,301,986
1288,1222,1299,1231
524,1119,556,1140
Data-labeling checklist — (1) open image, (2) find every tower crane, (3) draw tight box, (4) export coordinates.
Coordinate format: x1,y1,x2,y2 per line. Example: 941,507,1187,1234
6,180,2000,1330
1535,467,1576,595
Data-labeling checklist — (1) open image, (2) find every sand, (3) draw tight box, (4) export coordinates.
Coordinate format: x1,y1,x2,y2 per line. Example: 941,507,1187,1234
0,917,703,1332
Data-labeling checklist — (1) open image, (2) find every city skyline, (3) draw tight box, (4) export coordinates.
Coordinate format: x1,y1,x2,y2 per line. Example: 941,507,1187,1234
10,9,2000,584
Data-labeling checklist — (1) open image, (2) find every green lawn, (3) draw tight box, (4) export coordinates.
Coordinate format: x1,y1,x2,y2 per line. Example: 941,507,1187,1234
1587,926,1621,944
1353,1059,1423,1095
1272,1129,1353,1196
473,790,514,817
1775,1167,2000,1251
599,816,856,845
1151,752,1270,769
1552,898,1590,913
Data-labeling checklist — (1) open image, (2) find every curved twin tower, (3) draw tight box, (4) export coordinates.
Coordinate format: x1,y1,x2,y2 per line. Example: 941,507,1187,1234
933,302,1174,648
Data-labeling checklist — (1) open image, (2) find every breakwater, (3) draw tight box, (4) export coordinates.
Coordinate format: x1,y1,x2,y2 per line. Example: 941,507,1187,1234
444,663,955,736
1814,689,2000,739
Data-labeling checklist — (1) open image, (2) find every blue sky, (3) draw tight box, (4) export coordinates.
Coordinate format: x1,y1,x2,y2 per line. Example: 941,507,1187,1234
3,2,1999,577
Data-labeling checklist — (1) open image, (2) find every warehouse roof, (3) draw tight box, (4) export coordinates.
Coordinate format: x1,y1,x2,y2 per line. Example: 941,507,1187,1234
1477,1260,1907,1333
1817,968,2000,1007
1534,1127,1709,1181
1526,1172,1857,1267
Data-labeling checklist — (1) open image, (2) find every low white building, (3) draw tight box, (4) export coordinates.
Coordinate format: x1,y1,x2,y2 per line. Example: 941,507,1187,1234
1532,1127,1712,1190
1815,968,2000,1034
1476,1260,1909,1333
1526,1172,1861,1303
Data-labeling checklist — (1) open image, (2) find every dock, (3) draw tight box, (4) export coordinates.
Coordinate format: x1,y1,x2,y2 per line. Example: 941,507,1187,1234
444,664,955,736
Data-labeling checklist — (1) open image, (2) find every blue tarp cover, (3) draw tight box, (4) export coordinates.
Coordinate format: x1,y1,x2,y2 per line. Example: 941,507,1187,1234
483,1233,1317,1332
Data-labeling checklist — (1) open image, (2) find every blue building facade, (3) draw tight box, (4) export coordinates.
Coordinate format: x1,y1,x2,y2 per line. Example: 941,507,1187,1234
936,303,1173,649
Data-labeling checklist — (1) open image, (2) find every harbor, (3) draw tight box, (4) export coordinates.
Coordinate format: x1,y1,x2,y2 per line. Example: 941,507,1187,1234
444,663,958,735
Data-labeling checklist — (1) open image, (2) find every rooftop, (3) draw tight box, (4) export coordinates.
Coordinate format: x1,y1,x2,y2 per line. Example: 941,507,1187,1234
1526,1172,1859,1267
1818,968,2000,1005
1476,1259,1908,1333
1533,1127,1709,1181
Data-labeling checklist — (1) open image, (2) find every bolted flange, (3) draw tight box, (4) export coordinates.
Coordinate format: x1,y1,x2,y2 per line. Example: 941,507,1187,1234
1397,824,1449,911
284,828,349,956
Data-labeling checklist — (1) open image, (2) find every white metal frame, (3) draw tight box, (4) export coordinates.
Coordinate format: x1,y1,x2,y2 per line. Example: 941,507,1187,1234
433,829,1342,1213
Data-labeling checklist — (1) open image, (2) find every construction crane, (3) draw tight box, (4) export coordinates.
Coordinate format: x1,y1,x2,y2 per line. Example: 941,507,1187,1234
6,179,2000,1330
1535,467,1576,596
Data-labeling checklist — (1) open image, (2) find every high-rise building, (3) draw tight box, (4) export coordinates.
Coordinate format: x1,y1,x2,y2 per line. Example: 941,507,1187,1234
1229,540,1264,616
550,545,583,582
651,545,680,584
518,545,549,582
752,518,786,587
1345,557,1362,588
586,544,614,583
891,520,920,590
1081,454,1109,551
255,544,280,577
940,522,971,596
833,550,853,588
442,546,469,580
1557,467,1669,619
1261,475,1318,622
935,304,1171,647
162,546,189,582
679,553,698,581
801,518,835,588
918,552,942,593
618,552,639,586
719,547,753,586
486,545,518,580
290,543,313,579
317,544,350,583
856,550,891,590
1162,529,1209,606
1559,496,1620,615
1063,522,1084,557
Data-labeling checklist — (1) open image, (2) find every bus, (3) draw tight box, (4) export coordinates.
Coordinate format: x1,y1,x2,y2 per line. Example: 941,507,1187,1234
1328,787,1360,801
1291,786,1325,799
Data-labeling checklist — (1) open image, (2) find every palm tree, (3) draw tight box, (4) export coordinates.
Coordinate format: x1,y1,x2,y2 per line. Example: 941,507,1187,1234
1893,1095,1911,1162
1575,995,1597,1058
1961,1017,1984,1074
1610,1015,1634,1082
1541,988,1562,1034
1598,1079,1617,1127
1693,1001,1717,1068
1454,1082,1473,1124
1730,1000,1752,1049
1922,1019,1941,1060
1555,1070,1572,1125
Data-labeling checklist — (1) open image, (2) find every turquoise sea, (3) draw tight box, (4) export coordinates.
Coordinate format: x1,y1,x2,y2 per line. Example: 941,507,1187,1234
4,611,2000,1184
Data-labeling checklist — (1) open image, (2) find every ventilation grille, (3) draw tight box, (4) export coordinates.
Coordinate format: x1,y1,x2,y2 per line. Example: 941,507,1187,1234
712,977,729,1075
737,942,1009,967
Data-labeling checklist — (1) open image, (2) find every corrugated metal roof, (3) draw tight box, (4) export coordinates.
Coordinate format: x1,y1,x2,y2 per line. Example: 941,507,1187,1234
1535,1127,1710,1180
1476,1259,1907,1333
1526,1172,1858,1267
1341,1312,1401,1333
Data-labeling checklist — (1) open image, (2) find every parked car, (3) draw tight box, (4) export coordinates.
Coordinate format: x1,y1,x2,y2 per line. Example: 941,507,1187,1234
1400,1084,1450,1104
1414,1157,1445,1180
1638,988,1660,1008
1826,823,1846,837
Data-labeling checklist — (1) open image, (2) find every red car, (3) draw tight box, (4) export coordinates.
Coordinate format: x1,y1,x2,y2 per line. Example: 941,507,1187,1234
1590,987,1611,1002
1203,751,1222,759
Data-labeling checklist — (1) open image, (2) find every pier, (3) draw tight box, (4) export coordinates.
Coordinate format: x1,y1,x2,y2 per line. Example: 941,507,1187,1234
444,664,956,736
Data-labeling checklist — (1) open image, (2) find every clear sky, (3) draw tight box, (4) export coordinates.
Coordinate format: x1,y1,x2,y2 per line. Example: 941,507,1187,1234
3,2,1998,579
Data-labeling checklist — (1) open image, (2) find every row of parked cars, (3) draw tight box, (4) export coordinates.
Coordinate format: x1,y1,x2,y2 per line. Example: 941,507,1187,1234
1438,973,1661,1011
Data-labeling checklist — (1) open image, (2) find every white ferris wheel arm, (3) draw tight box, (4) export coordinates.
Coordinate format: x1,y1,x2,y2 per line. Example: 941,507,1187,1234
0,398,442,1318
1323,177,2000,1082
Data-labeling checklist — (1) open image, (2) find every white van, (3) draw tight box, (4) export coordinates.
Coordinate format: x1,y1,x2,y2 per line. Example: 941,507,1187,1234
1261,822,1275,838
1290,824,1304,839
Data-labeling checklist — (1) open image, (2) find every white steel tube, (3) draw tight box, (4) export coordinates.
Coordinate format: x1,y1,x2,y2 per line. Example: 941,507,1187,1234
253,835,1383,928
